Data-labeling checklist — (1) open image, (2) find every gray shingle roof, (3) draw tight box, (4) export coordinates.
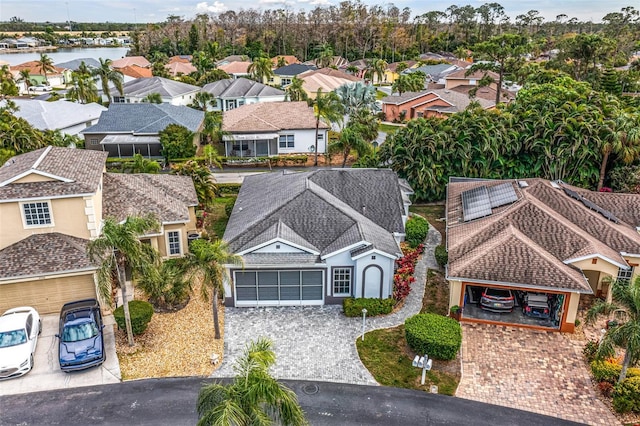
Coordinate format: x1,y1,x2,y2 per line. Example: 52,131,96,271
202,78,284,98
112,76,200,98
0,233,95,280
274,64,317,76
8,99,106,132
102,173,198,223
225,169,405,260
0,146,107,201
82,103,204,134
55,58,101,70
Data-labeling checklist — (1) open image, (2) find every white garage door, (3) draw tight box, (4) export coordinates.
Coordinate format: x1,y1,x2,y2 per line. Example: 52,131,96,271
0,274,97,315
235,270,323,306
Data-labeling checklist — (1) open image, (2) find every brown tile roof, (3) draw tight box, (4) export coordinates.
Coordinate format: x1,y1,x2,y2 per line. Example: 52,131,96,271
446,178,640,293
0,146,108,201
11,61,65,77
118,65,153,79
218,61,252,74
387,61,418,72
165,61,197,76
102,173,198,224
271,55,300,66
301,67,361,81
111,56,151,69
222,101,328,133
0,233,95,280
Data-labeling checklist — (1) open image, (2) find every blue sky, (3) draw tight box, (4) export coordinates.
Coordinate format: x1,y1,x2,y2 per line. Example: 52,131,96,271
0,1,633,24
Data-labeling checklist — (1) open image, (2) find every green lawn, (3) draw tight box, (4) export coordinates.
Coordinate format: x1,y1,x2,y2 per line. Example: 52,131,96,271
206,196,236,239
356,325,459,395
378,123,404,135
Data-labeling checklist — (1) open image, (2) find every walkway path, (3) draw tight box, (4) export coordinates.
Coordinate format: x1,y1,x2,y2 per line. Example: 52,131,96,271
211,225,441,384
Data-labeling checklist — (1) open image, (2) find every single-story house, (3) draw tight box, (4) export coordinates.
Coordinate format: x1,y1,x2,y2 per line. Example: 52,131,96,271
221,101,328,157
201,78,286,111
297,67,362,99
270,63,317,87
108,76,200,106
7,99,107,136
111,56,151,69
82,103,204,158
217,61,252,79
380,89,494,121
446,177,640,332
223,169,412,307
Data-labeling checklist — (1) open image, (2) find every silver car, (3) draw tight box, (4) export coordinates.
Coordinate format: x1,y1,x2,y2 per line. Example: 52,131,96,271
480,287,515,313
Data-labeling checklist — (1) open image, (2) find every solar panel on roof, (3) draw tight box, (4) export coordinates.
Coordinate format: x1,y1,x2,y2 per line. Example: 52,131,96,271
461,186,492,222
488,183,518,208
562,186,620,223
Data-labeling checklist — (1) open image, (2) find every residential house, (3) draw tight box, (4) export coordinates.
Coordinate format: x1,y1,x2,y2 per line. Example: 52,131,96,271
11,61,68,87
0,146,198,314
380,89,494,121
221,101,328,157
217,61,252,79
402,63,459,85
342,59,369,79
165,61,197,77
82,103,204,158
297,67,362,99
381,61,419,84
201,78,286,112
446,177,640,333
223,169,411,307
117,65,153,81
216,55,250,66
108,76,200,106
271,55,300,67
55,58,101,71
271,63,316,87
111,56,151,69
7,99,107,136
303,56,349,69
444,68,500,92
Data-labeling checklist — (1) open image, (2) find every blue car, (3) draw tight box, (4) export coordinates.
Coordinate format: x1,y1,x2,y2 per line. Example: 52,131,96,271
56,299,105,372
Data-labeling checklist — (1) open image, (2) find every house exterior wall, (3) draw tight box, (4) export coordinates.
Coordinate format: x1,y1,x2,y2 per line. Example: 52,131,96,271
354,254,394,299
277,129,327,154
570,258,618,302
445,78,498,91
253,241,307,253
382,93,439,122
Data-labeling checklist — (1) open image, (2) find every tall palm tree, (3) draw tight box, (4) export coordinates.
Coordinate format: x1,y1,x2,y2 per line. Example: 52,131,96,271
180,239,243,339
598,111,640,190
586,278,640,383
172,160,217,207
308,89,344,166
190,91,214,111
37,54,55,84
368,58,388,84
315,43,334,68
122,153,161,174
92,58,124,104
67,62,99,104
18,70,32,93
285,76,307,102
330,125,373,168
87,214,160,346
197,337,308,426
248,56,274,84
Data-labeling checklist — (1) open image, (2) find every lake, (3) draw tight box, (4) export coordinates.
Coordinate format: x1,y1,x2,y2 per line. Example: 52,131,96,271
0,47,130,66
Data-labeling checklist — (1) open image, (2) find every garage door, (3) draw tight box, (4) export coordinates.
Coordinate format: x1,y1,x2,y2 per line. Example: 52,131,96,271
235,270,323,306
0,274,96,315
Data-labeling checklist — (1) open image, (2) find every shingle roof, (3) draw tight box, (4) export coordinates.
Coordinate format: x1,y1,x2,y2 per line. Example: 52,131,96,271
381,89,494,111
55,58,101,70
298,68,362,94
0,233,95,280
0,146,107,201
274,63,317,76
118,65,153,79
111,56,151,69
8,99,106,133
271,55,300,66
224,169,406,261
446,178,640,293
222,101,326,133
202,78,284,98
112,76,200,98
165,61,197,76
82,103,204,134
102,173,198,223
217,62,252,74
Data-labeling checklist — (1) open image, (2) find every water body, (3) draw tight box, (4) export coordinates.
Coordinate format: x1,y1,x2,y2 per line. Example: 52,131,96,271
0,47,130,66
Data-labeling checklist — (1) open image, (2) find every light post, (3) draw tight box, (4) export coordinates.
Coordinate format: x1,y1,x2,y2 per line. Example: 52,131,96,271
412,353,433,385
361,308,367,341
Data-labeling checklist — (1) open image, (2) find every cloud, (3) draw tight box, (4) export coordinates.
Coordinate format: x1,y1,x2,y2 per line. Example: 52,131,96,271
196,1,228,14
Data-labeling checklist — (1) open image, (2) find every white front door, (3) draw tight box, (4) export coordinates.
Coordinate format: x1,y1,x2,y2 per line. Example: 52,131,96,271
363,266,382,298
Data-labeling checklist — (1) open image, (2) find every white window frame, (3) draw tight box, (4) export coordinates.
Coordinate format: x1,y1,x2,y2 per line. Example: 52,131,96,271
279,134,295,148
21,200,54,228
332,267,353,296
90,138,99,145
166,230,182,256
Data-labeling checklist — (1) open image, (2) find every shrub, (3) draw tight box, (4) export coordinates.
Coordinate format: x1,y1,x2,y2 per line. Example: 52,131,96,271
114,300,154,335
343,298,395,317
217,183,242,195
224,198,236,217
591,360,640,383
405,215,429,248
598,381,614,398
404,313,462,361
613,376,640,413
583,339,599,362
434,244,448,267
393,243,423,302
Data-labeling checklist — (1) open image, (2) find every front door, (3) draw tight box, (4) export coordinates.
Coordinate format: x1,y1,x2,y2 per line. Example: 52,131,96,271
363,266,382,298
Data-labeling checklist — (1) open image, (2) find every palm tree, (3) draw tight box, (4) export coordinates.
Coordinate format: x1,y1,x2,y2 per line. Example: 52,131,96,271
368,58,388,84
248,56,274,84
92,58,124,104
334,81,378,116
142,93,163,104
197,337,308,426
123,153,161,173
87,214,161,346
190,91,214,111
315,43,334,68
172,160,217,207
308,89,344,166
276,56,288,68
285,76,307,102
37,54,55,85
586,278,640,383
598,111,640,190
18,70,32,93
330,125,373,168
181,239,243,339
67,63,99,104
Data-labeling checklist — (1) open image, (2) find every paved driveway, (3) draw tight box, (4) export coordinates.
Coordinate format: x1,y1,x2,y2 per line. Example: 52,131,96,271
456,323,619,425
212,225,441,384
0,314,121,396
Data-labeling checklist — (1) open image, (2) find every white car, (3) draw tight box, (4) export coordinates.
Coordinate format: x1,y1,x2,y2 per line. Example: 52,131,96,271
0,307,41,380
30,84,52,92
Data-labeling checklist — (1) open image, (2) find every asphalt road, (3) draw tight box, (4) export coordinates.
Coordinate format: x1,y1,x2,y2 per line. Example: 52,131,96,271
0,378,582,426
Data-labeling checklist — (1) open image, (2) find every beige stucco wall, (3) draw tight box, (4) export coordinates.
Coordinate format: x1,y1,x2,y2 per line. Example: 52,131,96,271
570,257,619,302
449,279,462,309
13,174,56,183
564,292,581,325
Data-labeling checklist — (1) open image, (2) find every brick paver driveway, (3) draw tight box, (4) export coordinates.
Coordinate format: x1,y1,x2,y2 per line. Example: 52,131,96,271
456,323,619,425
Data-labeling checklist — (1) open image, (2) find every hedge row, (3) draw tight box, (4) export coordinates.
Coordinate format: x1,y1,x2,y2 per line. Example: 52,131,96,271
590,360,640,383
434,244,448,267
613,376,640,413
405,215,429,248
404,313,461,360
343,297,394,317
217,183,242,195
114,300,154,335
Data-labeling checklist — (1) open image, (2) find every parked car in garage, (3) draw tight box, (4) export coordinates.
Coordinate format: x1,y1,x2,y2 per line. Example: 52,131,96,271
522,293,551,319
480,287,515,312
56,299,105,372
0,307,41,380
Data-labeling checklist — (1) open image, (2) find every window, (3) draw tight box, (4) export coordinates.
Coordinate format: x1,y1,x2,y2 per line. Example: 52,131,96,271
317,133,324,141
279,134,294,148
90,138,99,145
281,78,291,86
22,201,52,226
333,267,352,295
167,231,181,255
617,267,634,284
113,96,125,103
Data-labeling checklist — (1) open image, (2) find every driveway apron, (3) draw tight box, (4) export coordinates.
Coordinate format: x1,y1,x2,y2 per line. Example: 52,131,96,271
212,224,442,384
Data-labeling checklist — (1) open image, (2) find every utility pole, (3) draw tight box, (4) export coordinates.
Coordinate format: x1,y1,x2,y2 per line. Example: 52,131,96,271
66,1,72,32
